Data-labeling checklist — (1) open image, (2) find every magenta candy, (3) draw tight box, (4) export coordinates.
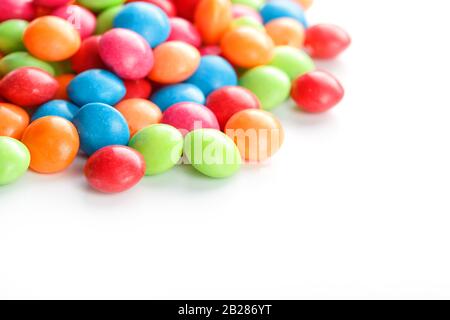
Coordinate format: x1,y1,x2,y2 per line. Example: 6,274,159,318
34,0,71,8
231,4,263,24
52,5,96,40
99,28,154,80
0,0,35,22
199,45,222,56
161,102,220,135
168,17,202,48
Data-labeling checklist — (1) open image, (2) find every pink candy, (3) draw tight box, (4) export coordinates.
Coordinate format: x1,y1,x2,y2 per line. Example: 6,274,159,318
231,4,263,24
52,5,96,40
0,0,35,22
168,17,202,48
34,0,71,8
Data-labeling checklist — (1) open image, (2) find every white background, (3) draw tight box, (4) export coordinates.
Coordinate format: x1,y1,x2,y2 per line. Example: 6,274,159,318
1,0,450,299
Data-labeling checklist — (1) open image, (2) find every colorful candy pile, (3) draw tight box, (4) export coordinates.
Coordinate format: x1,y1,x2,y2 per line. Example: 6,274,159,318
0,0,350,193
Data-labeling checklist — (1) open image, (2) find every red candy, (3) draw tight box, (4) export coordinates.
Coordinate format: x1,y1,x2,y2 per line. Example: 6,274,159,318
84,146,146,194
305,24,351,59
0,67,58,108
206,86,261,130
129,0,177,17
291,70,344,113
71,36,106,74
0,0,35,22
173,0,201,21
52,4,97,40
123,79,153,100
168,17,202,48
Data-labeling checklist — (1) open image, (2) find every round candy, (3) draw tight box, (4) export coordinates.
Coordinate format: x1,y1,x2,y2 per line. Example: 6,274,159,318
185,55,237,97
268,46,315,81
151,83,205,111
231,4,262,23
225,109,284,162
115,98,162,137
206,86,260,130
0,67,59,108
228,16,264,32
172,0,200,21
221,27,274,68
0,136,30,185
113,2,170,48
52,5,96,40
53,74,75,100
231,0,264,10
161,102,220,135
67,69,126,106
78,0,125,13
84,145,145,193
291,70,345,113
32,100,79,122
184,129,241,178
0,51,55,76
129,124,183,176
99,28,154,80
195,0,232,45
260,0,308,28
148,41,200,84
199,45,222,56
23,16,81,62
95,5,123,35
71,36,107,74
239,66,291,111
0,0,35,22
73,102,130,155
123,78,152,100
0,19,28,54
295,0,313,10
0,103,30,139
304,24,351,59
128,0,177,17
168,17,201,48
265,17,305,48
21,116,79,173
34,0,71,8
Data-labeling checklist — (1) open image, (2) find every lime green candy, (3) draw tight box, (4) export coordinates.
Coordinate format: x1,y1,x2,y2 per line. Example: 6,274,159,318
184,129,242,179
230,17,264,31
239,66,291,111
231,0,265,10
268,46,315,81
79,0,125,13
129,124,183,176
0,20,28,55
96,5,123,34
0,137,30,186
0,52,55,76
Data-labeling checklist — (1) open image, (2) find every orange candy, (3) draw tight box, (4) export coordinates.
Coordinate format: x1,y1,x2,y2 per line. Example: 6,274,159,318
115,99,162,137
221,27,274,68
295,0,314,10
21,116,80,173
195,0,232,45
265,18,305,48
54,74,75,100
23,16,81,62
0,103,30,139
148,41,200,84
225,109,284,163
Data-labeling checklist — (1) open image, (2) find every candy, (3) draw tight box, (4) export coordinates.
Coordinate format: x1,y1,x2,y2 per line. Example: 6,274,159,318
73,103,130,156
0,19,28,54
225,109,284,162
114,2,170,48
184,129,241,178
129,0,177,17
32,100,79,122
199,45,222,56
172,0,200,21
239,66,291,111
228,16,264,32
221,27,274,68
34,0,71,8
99,28,154,80
265,17,305,48
77,0,125,13
0,103,30,139
129,124,184,175
195,0,232,45
295,0,314,10
84,145,146,193
115,99,162,137
95,5,123,35
67,69,126,106
148,41,200,84
231,0,264,10
0,67,59,108
151,83,205,112
0,51,55,76
53,74,75,100
185,55,237,96
161,102,220,135
71,36,107,74
268,46,315,81
0,0,35,23
304,24,351,59
21,116,79,173
231,4,262,23
291,70,344,113
23,16,81,62
260,0,308,28
123,78,152,100
52,5,96,40
0,136,30,185
168,17,202,48
206,86,261,130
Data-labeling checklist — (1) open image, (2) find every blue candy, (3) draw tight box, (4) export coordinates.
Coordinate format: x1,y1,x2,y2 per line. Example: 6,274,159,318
185,55,237,97
260,0,308,28
151,84,205,111
72,103,130,156
32,100,79,122
113,3,170,48
67,69,126,107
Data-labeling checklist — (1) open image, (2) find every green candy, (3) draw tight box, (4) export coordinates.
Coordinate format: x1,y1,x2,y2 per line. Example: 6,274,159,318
184,129,242,179
239,66,291,111
0,20,28,54
129,124,183,176
50,60,74,76
96,5,123,34
0,52,55,76
230,17,264,31
79,0,125,13
0,137,30,186
231,0,265,10
268,46,316,81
